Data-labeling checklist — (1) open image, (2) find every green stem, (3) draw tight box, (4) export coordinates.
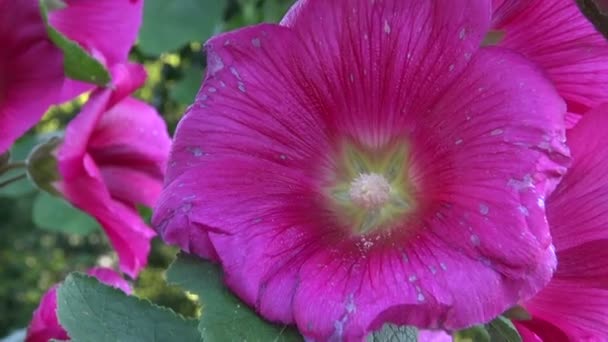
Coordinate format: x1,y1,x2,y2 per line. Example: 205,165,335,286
0,173,27,188
0,161,27,175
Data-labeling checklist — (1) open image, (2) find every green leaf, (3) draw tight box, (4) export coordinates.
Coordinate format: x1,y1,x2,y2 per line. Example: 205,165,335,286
170,64,204,105
487,316,522,342
166,252,303,342
367,324,418,342
32,191,99,235
57,273,201,342
454,325,491,342
139,0,228,55
39,0,111,85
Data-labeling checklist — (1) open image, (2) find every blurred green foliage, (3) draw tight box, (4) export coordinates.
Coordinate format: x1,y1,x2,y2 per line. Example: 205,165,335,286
0,0,294,337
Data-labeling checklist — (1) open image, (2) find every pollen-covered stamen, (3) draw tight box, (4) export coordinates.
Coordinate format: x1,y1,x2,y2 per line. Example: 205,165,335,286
348,173,392,209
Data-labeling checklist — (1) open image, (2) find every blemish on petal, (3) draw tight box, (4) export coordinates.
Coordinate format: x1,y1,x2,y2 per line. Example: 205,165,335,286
408,275,417,283
383,20,391,34
448,64,455,72
208,87,217,93
537,197,545,208
251,37,261,48
230,66,242,80
188,146,204,157
417,293,425,302
440,262,447,271
479,204,489,216
238,82,247,93
470,234,480,246
455,138,463,145
459,27,466,40
518,205,529,216
490,129,504,136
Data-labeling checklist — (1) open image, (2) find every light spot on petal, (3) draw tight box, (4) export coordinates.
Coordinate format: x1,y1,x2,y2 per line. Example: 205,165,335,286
251,37,261,48
383,20,391,34
470,234,480,246
448,64,455,72
455,138,463,145
238,82,247,93
408,275,417,283
479,204,489,216
537,197,545,208
417,293,425,302
188,146,204,157
518,205,529,216
490,129,504,136
459,27,466,40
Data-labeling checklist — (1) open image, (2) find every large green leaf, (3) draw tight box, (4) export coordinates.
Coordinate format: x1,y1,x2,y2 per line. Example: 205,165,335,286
32,191,99,235
166,253,303,342
39,0,111,85
170,63,204,105
367,324,418,342
57,273,201,342
139,0,228,55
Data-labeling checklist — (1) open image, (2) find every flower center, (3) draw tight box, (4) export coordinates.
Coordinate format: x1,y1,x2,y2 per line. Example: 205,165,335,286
349,173,392,209
327,143,415,236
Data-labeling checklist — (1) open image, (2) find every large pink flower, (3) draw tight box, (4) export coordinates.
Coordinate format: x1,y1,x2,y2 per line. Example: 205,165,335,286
48,0,144,100
0,0,64,153
512,104,608,341
153,0,570,339
56,64,171,278
25,267,131,342
492,0,608,122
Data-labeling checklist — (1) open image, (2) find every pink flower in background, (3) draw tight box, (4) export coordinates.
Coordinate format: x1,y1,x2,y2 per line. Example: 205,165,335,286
492,0,608,126
153,0,570,339
512,104,608,341
56,64,171,278
48,0,145,101
25,268,131,342
0,0,64,153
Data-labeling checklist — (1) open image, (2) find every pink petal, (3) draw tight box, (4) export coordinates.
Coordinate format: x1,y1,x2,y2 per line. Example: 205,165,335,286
26,267,130,342
25,286,68,342
513,322,544,342
87,267,132,294
57,155,156,278
58,71,164,277
0,0,64,153
523,280,608,340
518,104,608,341
548,104,608,250
49,0,143,67
418,330,452,342
89,97,171,175
493,0,608,114
154,0,569,338
100,165,164,208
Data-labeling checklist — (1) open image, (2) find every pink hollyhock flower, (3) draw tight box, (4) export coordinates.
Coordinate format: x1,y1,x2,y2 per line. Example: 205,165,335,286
47,0,144,100
0,0,64,153
25,267,131,342
153,0,570,339
56,64,171,278
511,104,608,341
491,0,608,125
